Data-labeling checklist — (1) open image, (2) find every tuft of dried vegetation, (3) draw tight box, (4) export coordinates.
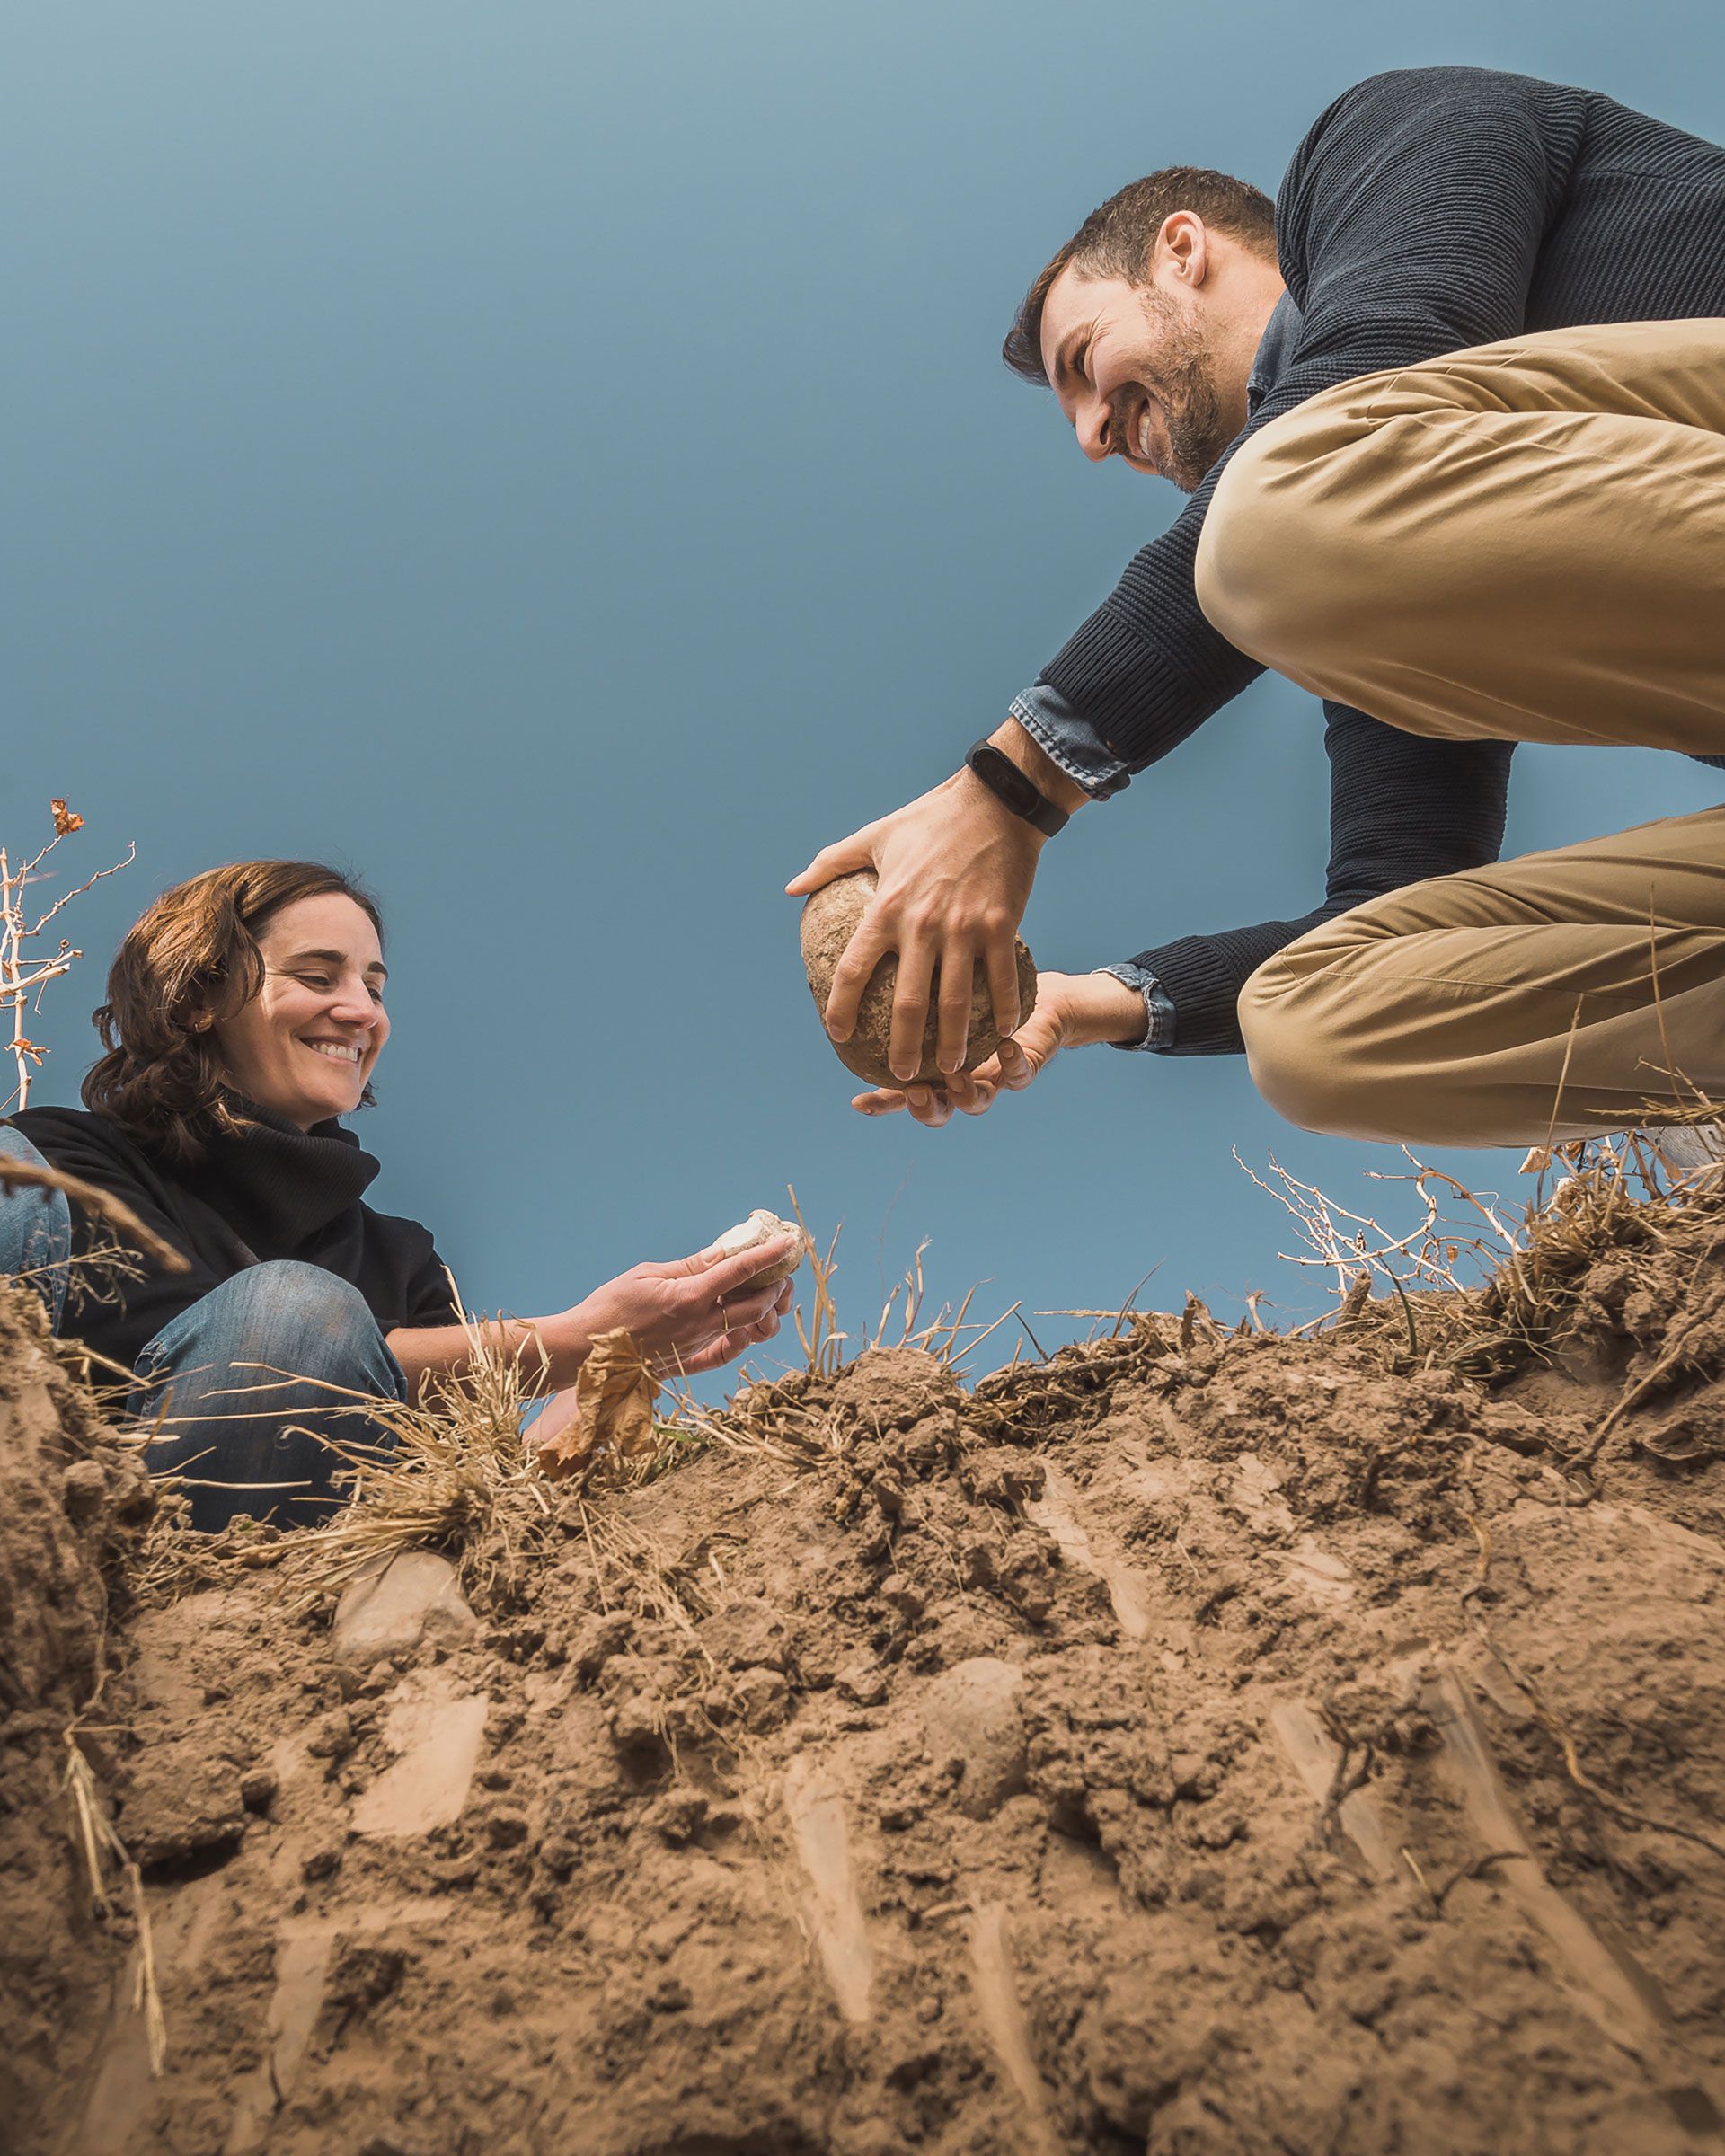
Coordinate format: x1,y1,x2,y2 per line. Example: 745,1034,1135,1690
138,1131,1725,1617
1237,1129,1725,1384
62,1736,167,2078
266,1307,562,1612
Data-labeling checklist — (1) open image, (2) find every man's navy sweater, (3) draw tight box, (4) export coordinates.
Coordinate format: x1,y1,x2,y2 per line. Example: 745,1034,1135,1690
1036,66,1725,1056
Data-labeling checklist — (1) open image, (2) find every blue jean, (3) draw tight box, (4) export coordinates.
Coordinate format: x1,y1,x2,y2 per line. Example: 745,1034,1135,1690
0,1125,73,1326
0,1129,405,1533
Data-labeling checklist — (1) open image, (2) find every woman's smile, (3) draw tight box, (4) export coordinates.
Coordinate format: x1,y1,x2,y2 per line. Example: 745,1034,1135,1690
213,891,391,1127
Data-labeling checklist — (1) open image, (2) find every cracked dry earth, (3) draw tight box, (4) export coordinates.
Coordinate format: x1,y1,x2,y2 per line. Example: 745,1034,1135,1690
6,1275,1725,2156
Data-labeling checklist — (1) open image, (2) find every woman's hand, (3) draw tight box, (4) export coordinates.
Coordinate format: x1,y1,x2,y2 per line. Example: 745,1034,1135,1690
553,1234,801,1379
849,969,1148,1128
388,1233,801,1403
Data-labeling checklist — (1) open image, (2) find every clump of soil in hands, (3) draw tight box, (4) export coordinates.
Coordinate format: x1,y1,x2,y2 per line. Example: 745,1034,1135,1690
713,1209,807,1287
11,1162,1725,2156
801,868,1038,1088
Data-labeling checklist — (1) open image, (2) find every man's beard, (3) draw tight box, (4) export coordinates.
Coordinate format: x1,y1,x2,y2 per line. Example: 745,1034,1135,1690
1135,287,1234,493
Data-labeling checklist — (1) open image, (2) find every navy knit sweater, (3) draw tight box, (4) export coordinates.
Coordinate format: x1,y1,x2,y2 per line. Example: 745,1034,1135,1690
1041,67,1725,1055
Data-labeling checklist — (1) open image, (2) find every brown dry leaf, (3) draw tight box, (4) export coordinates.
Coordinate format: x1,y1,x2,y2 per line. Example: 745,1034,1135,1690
49,799,84,835
535,1327,660,1484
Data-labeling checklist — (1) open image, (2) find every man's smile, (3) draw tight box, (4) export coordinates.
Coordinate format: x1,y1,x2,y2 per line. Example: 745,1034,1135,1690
1105,393,1158,470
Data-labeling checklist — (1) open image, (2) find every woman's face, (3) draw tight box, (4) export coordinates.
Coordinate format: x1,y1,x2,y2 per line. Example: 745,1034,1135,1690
212,893,390,1130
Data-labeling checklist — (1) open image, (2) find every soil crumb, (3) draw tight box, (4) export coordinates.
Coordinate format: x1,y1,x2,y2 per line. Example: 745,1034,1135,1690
6,1176,1725,2156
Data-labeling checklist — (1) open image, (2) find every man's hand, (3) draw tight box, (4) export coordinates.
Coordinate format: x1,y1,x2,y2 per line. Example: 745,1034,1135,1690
850,969,1149,1126
787,720,1088,1083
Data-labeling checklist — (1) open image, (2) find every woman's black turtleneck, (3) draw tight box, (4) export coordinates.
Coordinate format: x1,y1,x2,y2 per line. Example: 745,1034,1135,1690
8,1100,460,1369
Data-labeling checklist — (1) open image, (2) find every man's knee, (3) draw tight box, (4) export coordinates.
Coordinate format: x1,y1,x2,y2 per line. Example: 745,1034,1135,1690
1195,419,1363,672
1238,963,1379,1137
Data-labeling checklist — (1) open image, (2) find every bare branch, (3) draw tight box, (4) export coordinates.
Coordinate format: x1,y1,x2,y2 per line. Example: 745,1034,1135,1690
0,1157,189,1273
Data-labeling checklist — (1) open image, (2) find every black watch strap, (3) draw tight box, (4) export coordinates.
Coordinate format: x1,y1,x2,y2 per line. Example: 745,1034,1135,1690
965,739,1070,837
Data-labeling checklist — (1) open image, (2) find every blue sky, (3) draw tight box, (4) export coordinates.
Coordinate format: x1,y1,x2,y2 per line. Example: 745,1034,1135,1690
4,1,1721,1384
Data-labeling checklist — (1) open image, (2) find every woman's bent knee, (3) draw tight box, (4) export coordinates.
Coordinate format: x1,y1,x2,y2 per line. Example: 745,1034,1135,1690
214,1259,373,1334
0,1130,72,1325
138,1260,398,1394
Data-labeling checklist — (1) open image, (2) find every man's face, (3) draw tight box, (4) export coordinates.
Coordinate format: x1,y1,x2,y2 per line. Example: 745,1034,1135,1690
1039,261,1244,493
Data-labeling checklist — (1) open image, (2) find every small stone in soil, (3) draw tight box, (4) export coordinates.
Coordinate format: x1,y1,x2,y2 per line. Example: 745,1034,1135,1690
641,1789,708,1846
730,1666,789,1732
60,1460,107,1520
239,1767,277,1813
919,1657,1028,1820
836,1661,889,1707
331,1551,479,1670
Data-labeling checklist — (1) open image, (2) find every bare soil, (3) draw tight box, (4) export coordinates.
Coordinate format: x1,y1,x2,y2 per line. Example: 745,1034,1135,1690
5,1230,1725,2156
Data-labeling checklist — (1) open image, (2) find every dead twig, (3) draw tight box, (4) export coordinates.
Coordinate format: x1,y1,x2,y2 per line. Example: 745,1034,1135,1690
0,1157,188,1274
1,807,135,1114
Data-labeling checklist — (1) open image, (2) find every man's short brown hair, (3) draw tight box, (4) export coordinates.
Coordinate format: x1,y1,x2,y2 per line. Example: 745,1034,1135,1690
1003,168,1278,385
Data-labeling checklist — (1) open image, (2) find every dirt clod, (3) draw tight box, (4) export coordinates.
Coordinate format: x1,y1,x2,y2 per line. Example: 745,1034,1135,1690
801,868,1038,1088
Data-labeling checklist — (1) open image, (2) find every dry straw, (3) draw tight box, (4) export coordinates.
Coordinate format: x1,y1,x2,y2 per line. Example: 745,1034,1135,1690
266,1292,562,1610
63,1737,167,2078
139,1128,1725,1611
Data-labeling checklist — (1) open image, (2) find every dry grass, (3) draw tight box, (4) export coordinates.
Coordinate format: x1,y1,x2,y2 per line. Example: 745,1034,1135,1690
0,1155,187,1275
270,1304,560,1612
1237,1129,1725,1383
651,1191,1022,1479
135,1130,1725,1612
63,1736,167,2078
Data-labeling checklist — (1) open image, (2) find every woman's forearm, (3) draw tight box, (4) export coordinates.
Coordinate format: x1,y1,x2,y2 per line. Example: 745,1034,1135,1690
385,1312,588,1401
385,1232,801,1404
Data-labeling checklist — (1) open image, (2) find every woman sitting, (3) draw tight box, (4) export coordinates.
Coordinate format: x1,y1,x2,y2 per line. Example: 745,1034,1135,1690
0,860,795,1532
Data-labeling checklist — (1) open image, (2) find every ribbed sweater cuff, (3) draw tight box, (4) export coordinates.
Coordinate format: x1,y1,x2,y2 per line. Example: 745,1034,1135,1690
1038,607,1262,771
1124,937,1251,1059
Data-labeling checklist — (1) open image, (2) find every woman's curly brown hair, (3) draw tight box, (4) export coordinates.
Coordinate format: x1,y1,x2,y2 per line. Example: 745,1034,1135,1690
83,861,384,1162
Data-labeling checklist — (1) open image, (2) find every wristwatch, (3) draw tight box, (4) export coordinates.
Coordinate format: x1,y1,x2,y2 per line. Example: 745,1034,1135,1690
964,739,1070,837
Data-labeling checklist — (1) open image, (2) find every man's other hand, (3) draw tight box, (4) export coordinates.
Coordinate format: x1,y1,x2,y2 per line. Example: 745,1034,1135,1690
849,969,1148,1126
786,720,1088,1082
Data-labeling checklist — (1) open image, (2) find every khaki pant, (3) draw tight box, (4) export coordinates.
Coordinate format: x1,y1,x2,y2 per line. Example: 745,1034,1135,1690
1193,320,1725,1146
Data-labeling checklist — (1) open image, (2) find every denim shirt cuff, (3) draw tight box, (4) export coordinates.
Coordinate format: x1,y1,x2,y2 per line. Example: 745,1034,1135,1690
1010,686,1132,801
1096,963,1176,1052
